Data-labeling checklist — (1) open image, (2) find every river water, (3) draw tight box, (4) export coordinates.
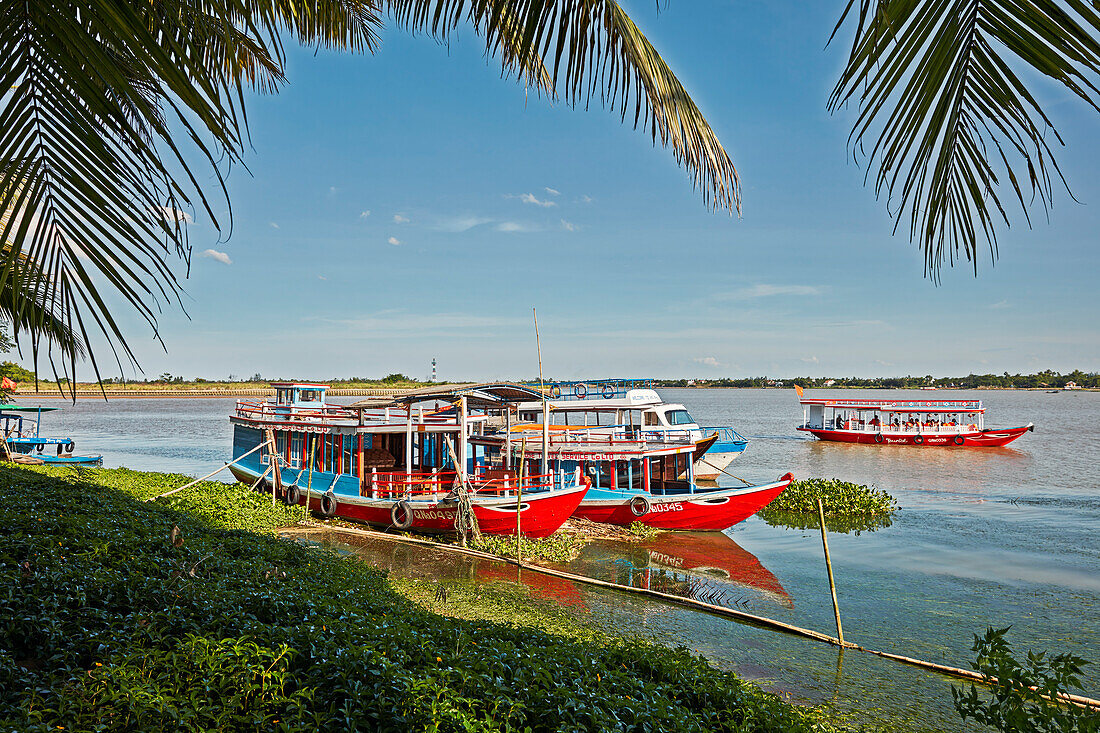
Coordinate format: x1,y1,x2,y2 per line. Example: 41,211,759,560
21,388,1100,731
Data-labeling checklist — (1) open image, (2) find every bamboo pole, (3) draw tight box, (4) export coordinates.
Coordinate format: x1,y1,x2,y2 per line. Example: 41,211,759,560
818,498,844,645
149,440,268,500
516,437,527,561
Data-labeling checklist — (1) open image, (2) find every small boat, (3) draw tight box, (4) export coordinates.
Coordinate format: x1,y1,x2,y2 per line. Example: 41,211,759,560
470,429,790,532
512,380,747,480
228,383,588,537
797,396,1032,447
0,404,102,465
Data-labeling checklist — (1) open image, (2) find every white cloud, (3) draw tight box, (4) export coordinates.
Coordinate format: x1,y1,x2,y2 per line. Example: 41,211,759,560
393,214,410,224
560,219,576,232
817,319,886,328
387,236,402,246
329,186,338,195
200,249,232,265
720,284,824,300
693,356,725,368
989,300,1010,309
360,210,371,218
544,187,561,196
497,221,540,233
154,206,193,224
318,275,327,281
269,222,279,229
437,215,493,233
580,195,594,204
800,356,819,364
518,193,556,208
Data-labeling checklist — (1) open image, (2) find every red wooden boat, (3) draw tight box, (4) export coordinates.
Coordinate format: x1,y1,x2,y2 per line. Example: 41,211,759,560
228,383,588,537
469,432,792,532
797,397,1033,447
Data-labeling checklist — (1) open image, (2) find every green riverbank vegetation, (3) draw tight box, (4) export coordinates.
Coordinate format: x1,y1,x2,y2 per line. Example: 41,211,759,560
655,369,1099,390
0,465,833,731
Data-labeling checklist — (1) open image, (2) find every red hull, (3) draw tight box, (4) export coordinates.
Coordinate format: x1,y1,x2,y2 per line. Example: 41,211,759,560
229,464,586,537
573,474,793,532
798,424,1032,448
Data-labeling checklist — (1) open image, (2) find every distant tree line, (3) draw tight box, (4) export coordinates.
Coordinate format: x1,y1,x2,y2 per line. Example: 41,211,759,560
656,370,1098,390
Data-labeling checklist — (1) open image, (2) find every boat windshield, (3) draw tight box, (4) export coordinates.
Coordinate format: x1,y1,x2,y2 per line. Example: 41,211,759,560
666,409,695,425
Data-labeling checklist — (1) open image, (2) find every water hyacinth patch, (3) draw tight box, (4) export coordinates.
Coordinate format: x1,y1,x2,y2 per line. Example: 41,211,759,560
760,478,897,517
0,465,834,732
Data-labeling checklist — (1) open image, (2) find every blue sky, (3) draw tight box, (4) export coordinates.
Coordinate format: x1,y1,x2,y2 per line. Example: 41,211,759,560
37,2,1100,381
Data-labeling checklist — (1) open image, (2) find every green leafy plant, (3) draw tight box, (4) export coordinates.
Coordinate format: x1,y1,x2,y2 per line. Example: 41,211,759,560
471,533,585,564
760,478,898,517
0,464,834,731
952,627,1100,732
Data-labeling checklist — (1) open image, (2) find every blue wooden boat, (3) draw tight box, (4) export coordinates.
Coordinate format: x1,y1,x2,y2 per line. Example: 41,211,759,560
1,404,102,465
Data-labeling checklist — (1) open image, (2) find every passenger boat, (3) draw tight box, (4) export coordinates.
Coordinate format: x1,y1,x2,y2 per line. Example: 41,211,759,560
469,428,790,532
0,405,102,465
797,397,1033,447
511,379,747,481
228,383,587,537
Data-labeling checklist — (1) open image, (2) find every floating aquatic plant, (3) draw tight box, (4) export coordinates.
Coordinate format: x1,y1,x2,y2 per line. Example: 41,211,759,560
760,478,898,518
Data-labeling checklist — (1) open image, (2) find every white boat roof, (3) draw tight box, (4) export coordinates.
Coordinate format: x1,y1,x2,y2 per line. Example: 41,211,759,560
517,388,664,412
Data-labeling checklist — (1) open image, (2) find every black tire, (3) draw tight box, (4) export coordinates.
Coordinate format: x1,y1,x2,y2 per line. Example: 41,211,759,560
391,500,414,530
285,484,301,506
57,443,63,456
65,440,75,453
913,435,924,445
874,433,884,444
35,443,44,452
319,492,338,518
953,435,964,446
629,495,651,517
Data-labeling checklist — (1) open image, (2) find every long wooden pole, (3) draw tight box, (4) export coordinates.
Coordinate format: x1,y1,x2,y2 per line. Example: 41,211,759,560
818,498,844,645
534,308,549,475
149,440,267,501
516,437,527,561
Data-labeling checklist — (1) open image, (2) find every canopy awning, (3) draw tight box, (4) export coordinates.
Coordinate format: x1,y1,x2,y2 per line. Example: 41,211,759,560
349,383,545,410
0,404,59,412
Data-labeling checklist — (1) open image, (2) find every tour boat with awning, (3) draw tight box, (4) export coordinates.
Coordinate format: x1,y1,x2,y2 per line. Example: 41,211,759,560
469,428,791,532
797,397,1033,447
507,379,747,481
1,405,102,465
228,383,588,537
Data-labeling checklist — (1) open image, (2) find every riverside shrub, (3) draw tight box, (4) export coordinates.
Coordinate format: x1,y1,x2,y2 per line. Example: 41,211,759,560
0,466,833,732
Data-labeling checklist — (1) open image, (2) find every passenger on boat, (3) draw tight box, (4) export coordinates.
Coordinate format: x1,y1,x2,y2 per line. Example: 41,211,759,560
870,416,881,428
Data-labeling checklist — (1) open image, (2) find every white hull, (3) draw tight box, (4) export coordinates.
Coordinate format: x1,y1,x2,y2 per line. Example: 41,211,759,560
690,451,741,480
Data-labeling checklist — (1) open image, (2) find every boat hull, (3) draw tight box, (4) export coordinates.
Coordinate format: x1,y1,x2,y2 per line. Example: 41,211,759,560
797,424,1032,448
574,474,792,532
692,450,742,480
228,463,586,538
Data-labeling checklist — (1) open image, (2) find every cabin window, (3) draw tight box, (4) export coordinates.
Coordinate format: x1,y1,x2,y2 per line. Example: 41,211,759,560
300,390,321,403
289,434,302,469
666,409,694,425
644,412,659,426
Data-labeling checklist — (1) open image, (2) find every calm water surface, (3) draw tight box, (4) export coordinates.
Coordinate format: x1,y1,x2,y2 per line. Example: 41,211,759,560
22,388,1100,731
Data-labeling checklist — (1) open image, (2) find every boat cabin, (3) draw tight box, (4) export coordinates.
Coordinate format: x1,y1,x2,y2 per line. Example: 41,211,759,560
800,398,986,434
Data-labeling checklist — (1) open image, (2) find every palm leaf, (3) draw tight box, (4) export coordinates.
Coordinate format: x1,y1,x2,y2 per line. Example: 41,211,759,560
386,0,740,213
829,0,1100,279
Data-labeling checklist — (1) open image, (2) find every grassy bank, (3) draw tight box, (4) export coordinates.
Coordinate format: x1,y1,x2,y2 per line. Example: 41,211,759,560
0,466,834,732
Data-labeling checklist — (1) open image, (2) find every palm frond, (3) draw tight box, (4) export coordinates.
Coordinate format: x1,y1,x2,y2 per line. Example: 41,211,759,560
387,0,740,213
0,0,382,380
829,0,1100,279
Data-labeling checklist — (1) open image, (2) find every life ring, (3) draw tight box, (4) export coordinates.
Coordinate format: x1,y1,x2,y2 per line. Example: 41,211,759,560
874,433,884,444
319,491,338,518
549,385,561,398
913,434,924,445
629,495,651,517
602,384,616,399
285,484,301,506
953,435,964,446
574,383,588,399
391,500,414,530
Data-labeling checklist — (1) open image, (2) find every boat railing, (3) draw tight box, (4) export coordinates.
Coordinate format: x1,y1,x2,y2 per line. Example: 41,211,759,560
235,400,460,426
366,468,579,500
544,378,655,401
699,426,747,445
822,419,980,433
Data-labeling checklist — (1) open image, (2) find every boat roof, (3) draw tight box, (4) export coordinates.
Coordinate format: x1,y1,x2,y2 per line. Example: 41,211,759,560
270,382,328,388
0,404,60,412
348,382,544,409
517,389,665,412
800,398,984,413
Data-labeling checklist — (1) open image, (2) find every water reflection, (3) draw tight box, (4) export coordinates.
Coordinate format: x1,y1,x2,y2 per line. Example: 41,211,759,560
757,510,894,535
558,531,793,610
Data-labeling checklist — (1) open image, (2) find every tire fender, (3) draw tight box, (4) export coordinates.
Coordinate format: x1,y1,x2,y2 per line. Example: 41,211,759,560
391,500,414,530
629,494,651,517
319,491,338,518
